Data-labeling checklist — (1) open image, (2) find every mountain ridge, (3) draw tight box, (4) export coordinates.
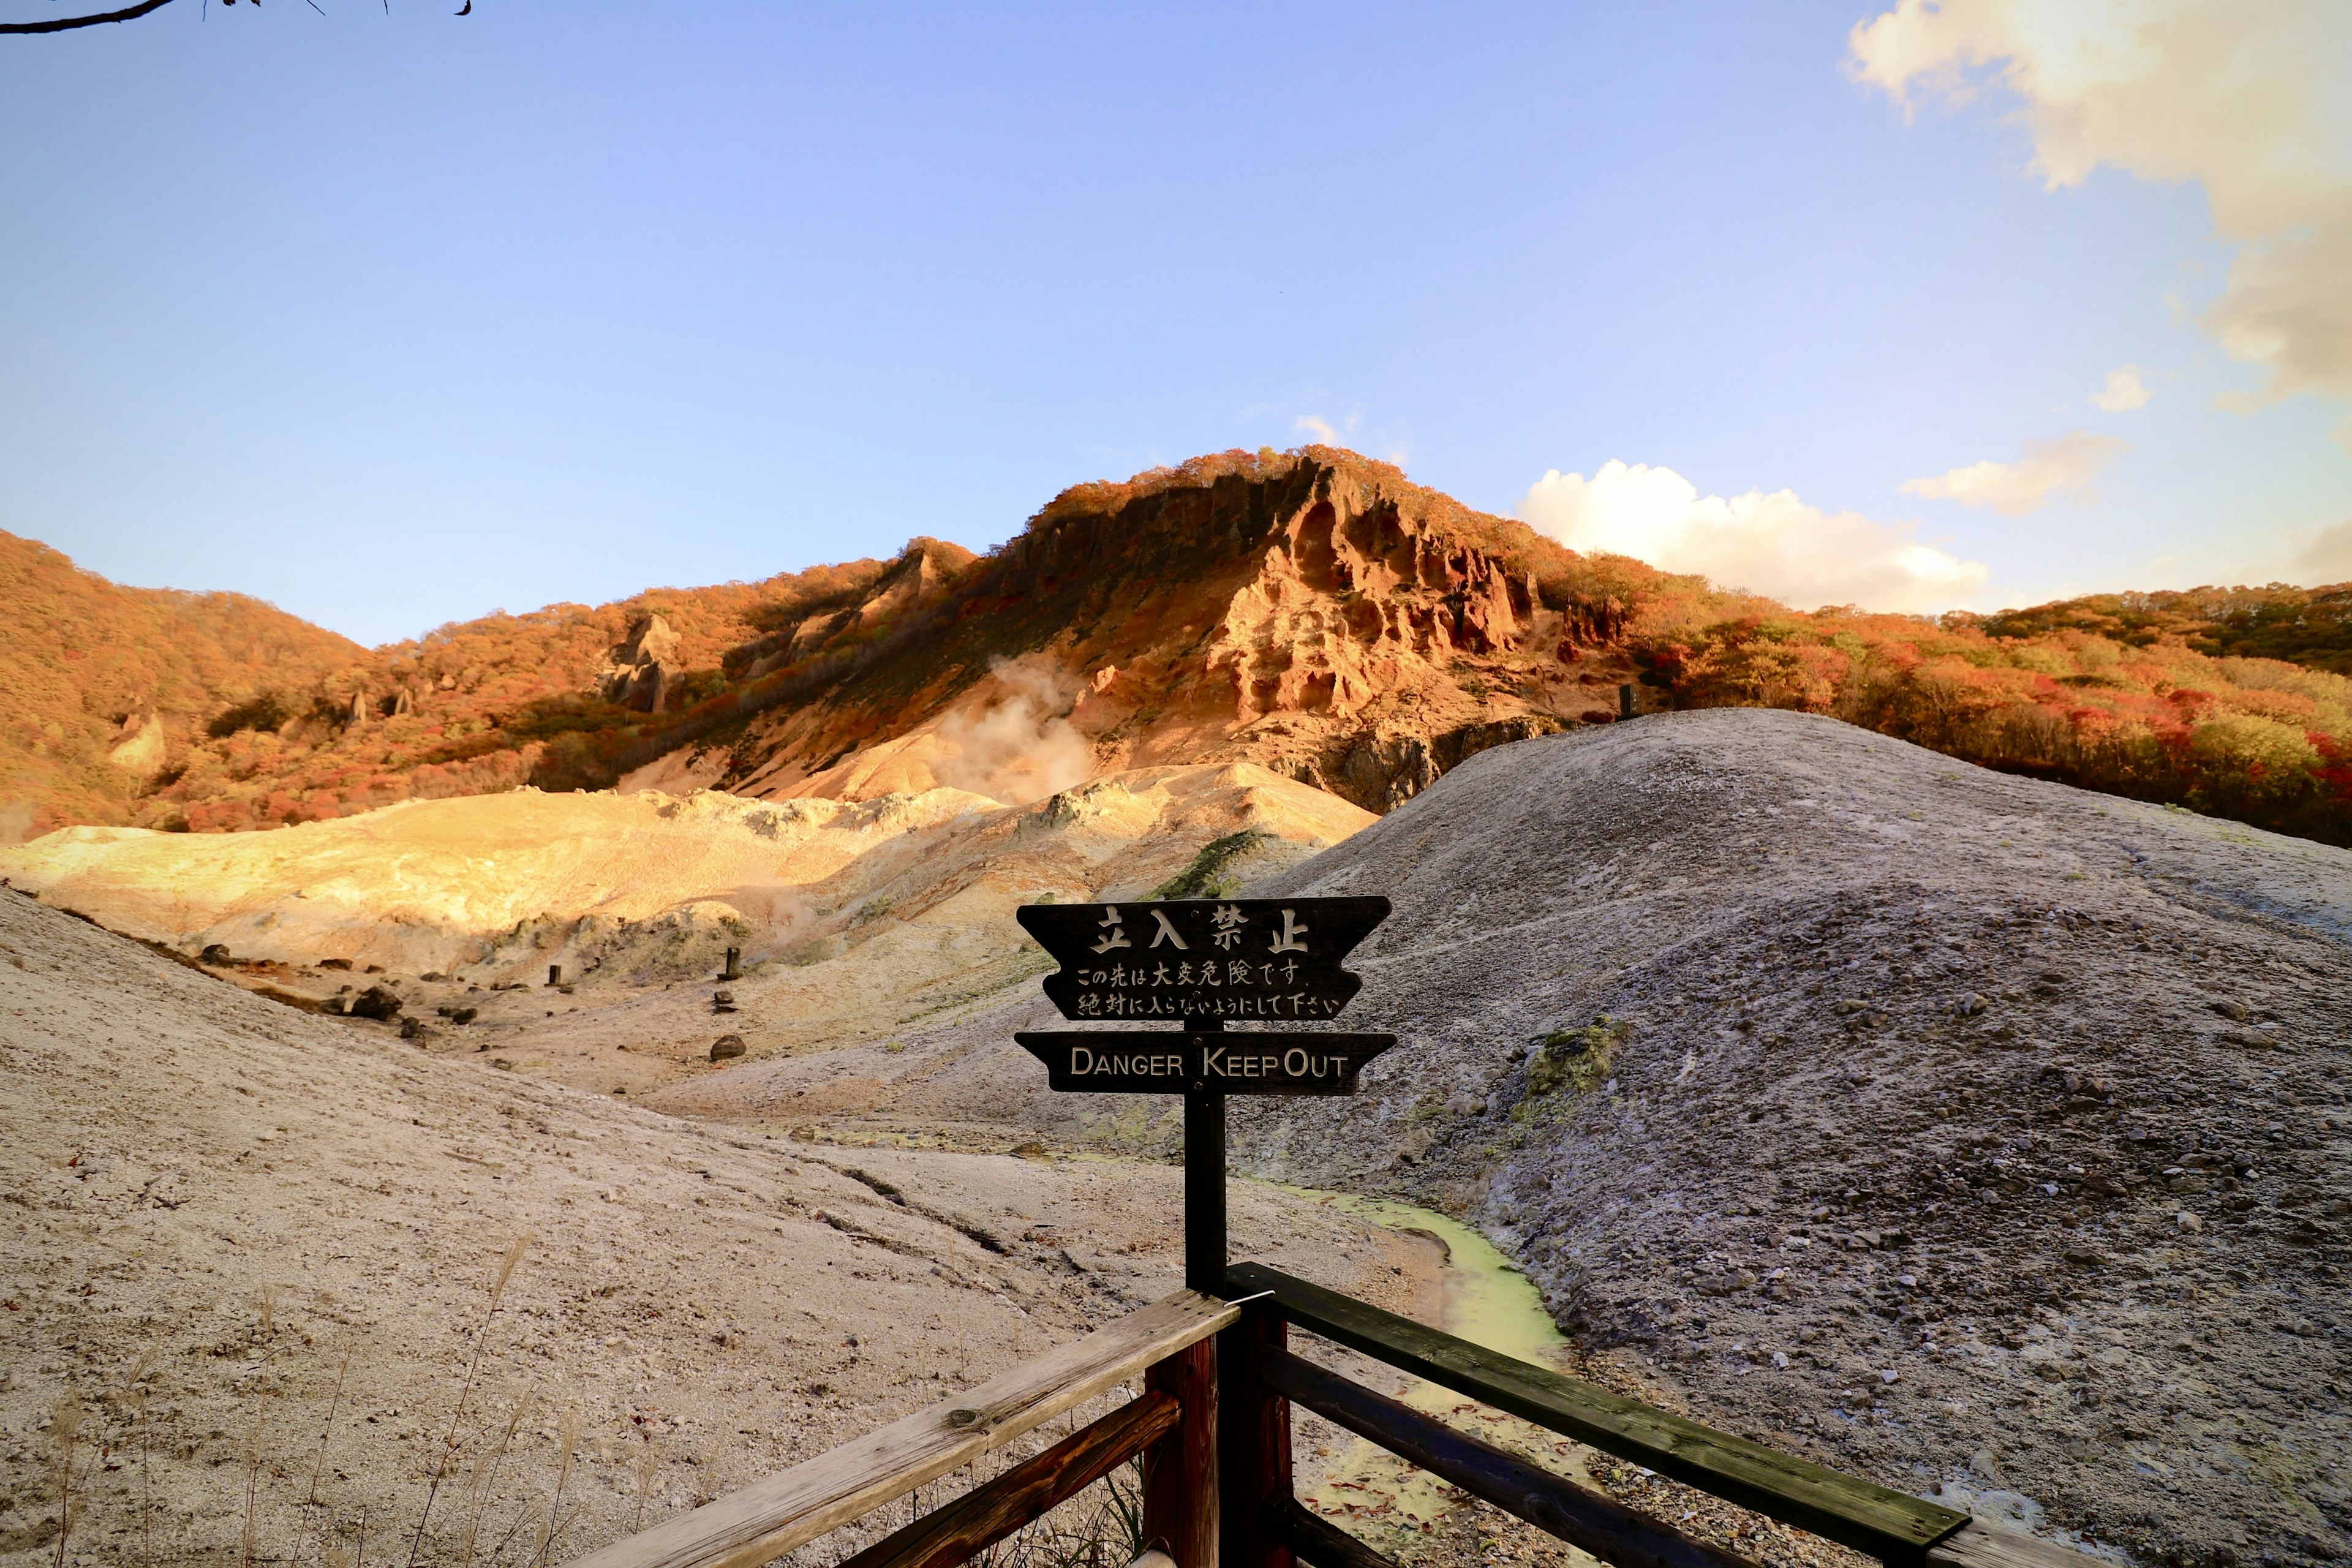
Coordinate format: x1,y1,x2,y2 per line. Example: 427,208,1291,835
7,446,2350,846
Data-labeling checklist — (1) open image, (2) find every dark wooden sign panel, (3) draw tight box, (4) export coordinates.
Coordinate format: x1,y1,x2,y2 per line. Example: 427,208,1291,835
1014,1031,1395,1095
1014,897,1391,1023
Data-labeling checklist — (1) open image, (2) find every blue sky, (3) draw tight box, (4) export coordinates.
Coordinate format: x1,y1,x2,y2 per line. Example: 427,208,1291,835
3,0,2346,644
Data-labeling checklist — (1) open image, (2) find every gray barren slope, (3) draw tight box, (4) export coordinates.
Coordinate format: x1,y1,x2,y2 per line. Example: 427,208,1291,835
797,707,2352,1565
0,891,1416,1567
1244,707,2351,1567
757,714,2352,1568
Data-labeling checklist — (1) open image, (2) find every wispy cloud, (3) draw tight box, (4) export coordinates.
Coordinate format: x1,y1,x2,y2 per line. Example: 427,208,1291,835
1294,413,1341,444
1850,0,2352,414
2295,519,2352,584
1902,432,2127,516
2089,366,2152,412
1517,460,1986,613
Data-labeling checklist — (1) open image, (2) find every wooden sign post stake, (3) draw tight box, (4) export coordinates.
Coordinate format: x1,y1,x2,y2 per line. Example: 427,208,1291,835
1014,896,1395,1568
1185,1039,1226,1297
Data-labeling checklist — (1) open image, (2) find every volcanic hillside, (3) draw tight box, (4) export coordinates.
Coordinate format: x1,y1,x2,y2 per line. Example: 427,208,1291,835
17,449,2352,850
114,448,1668,834
0,883,1434,1568
0,531,366,836
0,762,1374,1094
696,709,2352,1565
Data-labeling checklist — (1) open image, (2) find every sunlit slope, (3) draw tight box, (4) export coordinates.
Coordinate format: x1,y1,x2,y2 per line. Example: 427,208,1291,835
0,762,1373,1051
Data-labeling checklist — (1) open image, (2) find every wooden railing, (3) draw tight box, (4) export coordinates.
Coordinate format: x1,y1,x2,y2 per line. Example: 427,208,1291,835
1221,1264,2075,1568
567,1291,1232,1568
568,1273,2086,1568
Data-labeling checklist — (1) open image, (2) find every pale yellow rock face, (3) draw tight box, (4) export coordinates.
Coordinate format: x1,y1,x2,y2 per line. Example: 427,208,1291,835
105,710,167,774
0,764,1374,1054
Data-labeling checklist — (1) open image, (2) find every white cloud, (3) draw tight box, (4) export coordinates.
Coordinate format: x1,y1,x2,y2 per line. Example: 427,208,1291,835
1516,461,1988,613
1849,0,2352,409
2089,365,2152,411
1294,414,1341,444
1902,431,2127,515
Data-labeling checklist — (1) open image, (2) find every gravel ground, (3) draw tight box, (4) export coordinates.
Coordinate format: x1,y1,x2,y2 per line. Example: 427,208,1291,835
1248,709,2352,1568
744,709,2351,1566
0,889,1419,1568
13,707,2350,1567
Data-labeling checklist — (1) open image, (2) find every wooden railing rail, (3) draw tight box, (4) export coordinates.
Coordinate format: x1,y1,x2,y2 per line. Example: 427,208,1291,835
1227,1262,1963,1562
1224,1264,2087,1568
566,1290,1237,1568
1256,1342,1754,1568
837,1389,1180,1568
565,1268,2089,1568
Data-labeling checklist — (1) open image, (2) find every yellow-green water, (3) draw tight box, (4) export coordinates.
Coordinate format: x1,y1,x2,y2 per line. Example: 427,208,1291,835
1272,1188,1598,1559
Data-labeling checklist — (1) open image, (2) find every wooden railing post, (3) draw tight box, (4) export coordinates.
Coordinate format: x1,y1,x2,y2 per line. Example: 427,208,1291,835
1217,1300,1292,1568
1142,1337,1218,1568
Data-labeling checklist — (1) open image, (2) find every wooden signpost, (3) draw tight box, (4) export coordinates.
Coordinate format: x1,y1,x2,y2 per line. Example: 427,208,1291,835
1013,895,1394,1291
1016,895,1393,1568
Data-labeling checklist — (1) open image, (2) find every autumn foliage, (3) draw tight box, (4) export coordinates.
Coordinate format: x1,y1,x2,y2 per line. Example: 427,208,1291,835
1629,597,2352,846
6,452,2350,850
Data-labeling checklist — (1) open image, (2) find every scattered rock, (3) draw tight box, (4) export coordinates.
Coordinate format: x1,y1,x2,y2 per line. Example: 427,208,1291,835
198,943,233,965
346,986,403,1022
2176,1211,2204,1233
709,1034,747,1063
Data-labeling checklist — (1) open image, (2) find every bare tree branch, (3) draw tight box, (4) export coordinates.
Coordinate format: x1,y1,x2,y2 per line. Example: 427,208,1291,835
1,0,179,34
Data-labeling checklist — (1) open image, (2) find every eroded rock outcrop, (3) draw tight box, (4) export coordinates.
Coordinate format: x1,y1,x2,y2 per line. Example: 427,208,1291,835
600,611,687,712
690,448,1664,813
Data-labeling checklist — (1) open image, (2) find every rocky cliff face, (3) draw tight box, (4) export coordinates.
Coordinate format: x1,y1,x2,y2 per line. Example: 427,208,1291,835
668,448,1670,814
34,449,1691,833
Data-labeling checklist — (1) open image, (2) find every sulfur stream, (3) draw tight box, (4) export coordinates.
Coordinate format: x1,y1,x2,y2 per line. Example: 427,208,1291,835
1278,1189,1603,1559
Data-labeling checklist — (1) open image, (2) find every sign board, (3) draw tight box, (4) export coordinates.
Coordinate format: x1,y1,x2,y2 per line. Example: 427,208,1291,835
1014,1030,1395,1095
1011,895,1398,1295
1013,897,1391,1024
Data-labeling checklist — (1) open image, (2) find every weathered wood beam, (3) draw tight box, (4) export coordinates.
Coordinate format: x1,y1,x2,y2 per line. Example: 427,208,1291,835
1218,1302,1293,1568
1261,1496,1396,1568
1257,1343,1758,1568
1927,1521,2100,1568
836,1390,1178,1568
565,1290,1239,1568
1228,1262,1965,1562
1141,1337,1217,1568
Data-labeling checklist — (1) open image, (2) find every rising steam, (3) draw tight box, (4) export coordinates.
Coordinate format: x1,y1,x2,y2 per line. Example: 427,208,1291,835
930,658,1096,806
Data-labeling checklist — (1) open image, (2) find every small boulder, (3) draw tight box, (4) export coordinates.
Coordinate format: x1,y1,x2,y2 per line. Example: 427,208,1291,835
710,1034,747,1062
199,943,233,965
347,986,403,1022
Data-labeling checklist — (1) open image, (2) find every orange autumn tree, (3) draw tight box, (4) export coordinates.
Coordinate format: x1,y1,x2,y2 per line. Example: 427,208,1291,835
1631,597,2352,846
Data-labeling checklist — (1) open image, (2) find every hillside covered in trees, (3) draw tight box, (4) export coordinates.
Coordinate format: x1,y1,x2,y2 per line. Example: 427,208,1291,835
6,450,2348,848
